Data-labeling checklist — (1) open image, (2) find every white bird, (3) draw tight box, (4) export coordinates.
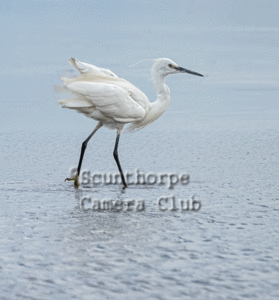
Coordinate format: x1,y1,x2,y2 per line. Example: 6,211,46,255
56,58,203,188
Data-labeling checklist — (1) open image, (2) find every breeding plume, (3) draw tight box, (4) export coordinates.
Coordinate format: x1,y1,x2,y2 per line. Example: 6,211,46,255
57,58,203,188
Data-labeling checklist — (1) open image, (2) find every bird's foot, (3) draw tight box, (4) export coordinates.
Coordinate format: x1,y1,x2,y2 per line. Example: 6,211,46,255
122,183,127,190
65,173,80,188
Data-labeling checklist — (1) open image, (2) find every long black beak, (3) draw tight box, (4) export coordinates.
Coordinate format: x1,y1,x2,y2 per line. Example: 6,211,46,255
176,66,204,77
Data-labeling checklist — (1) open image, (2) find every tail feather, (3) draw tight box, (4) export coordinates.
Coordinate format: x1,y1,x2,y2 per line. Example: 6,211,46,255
58,97,93,108
54,84,68,93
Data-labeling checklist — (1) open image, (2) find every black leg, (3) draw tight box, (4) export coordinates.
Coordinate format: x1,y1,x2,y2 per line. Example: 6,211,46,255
77,123,102,175
65,122,102,187
113,133,127,189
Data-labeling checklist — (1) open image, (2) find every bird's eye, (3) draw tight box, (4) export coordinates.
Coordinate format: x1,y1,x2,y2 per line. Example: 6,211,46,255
168,64,173,68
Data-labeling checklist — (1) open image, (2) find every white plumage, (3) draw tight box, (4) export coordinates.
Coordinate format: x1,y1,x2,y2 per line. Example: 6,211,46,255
57,58,203,188
57,58,152,131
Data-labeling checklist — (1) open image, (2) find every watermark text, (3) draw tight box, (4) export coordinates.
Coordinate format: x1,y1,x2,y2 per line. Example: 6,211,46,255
70,168,190,189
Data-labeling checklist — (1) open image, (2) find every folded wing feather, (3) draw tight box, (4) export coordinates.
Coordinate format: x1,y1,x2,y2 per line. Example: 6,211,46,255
64,81,145,122
68,58,118,78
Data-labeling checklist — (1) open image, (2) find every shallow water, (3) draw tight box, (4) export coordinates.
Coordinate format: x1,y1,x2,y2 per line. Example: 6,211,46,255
1,110,279,299
1,4,279,296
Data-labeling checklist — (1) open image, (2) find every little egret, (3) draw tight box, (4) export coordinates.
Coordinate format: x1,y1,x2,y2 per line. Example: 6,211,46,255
56,58,203,188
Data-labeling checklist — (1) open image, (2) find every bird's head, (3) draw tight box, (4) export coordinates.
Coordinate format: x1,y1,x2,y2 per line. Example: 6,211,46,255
152,58,204,78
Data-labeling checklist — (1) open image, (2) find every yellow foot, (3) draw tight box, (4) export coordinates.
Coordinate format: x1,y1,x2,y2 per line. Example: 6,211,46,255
122,184,127,190
65,173,80,188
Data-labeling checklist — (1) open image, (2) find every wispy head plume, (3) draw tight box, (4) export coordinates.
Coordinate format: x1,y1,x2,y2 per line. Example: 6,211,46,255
129,59,154,68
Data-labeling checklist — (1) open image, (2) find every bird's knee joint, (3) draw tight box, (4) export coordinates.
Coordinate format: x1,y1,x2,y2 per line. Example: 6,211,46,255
82,141,87,149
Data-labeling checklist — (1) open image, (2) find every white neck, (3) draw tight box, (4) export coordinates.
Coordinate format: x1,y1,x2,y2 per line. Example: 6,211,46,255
127,71,171,132
151,73,170,117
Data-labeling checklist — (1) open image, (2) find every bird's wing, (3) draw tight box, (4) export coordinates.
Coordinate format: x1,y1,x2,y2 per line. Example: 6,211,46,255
65,81,146,122
68,58,118,78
